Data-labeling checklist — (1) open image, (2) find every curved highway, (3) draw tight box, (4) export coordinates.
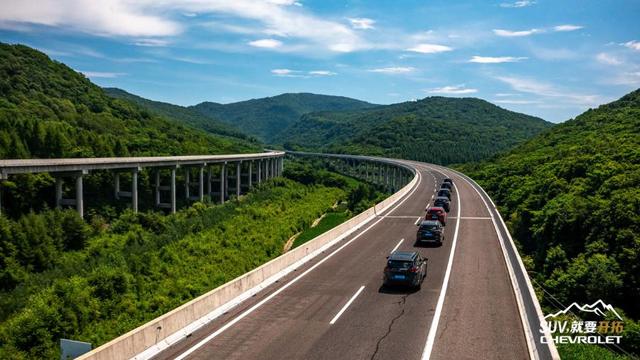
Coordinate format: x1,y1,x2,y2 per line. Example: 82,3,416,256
152,160,541,360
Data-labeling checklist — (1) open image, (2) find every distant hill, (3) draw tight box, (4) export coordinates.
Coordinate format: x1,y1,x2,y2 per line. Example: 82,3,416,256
104,87,256,142
0,43,258,159
279,97,552,164
190,93,377,142
458,89,640,323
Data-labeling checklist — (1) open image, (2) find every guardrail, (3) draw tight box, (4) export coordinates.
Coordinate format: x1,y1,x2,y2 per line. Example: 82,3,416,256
76,153,418,360
443,166,559,360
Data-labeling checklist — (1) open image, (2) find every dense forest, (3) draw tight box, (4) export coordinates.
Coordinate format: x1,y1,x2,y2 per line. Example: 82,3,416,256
0,161,387,359
458,89,640,357
190,93,376,142
0,43,261,217
104,87,257,142
279,96,552,165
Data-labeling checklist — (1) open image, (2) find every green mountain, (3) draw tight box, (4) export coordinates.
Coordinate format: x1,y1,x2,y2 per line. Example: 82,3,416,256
0,43,258,160
190,93,377,142
279,96,552,165
459,90,640,340
104,87,256,142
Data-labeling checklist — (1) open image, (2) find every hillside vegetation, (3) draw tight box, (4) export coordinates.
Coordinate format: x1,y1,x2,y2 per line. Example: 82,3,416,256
0,161,387,359
280,97,552,165
458,89,640,356
0,43,257,159
190,93,376,142
104,87,256,142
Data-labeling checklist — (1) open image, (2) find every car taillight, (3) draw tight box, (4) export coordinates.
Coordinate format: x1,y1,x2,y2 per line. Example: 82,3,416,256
409,266,419,273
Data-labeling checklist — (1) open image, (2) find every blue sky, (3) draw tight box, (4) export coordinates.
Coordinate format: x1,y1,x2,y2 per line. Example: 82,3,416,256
0,0,639,122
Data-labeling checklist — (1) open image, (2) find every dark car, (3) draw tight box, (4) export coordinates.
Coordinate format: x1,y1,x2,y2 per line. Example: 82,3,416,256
434,196,450,212
443,178,454,185
416,220,444,245
440,182,452,190
425,206,447,225
383,251,428,289
437,188,451,200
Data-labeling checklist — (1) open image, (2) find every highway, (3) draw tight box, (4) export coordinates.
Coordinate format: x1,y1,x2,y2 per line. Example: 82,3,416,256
151,160,537,360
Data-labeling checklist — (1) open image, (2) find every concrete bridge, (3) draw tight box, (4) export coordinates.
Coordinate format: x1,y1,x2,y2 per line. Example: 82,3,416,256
0,151,412,217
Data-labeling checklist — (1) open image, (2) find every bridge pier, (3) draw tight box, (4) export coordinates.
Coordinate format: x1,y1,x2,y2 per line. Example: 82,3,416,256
236,161,241,199
257,159,262,184
114,168,140,212
220,162,227,204
248,161,253,188
54,171,87,218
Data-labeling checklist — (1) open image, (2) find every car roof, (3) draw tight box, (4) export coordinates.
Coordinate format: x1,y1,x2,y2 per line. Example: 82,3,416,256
438,188,450,192
388,251,418,261
420,220,440,226
427,206,445,211
435,196,449,200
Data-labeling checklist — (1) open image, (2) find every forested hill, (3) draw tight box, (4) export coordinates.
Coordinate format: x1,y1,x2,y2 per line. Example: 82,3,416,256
459,89,640,338
190,93,377,143
0,43,259,159
278,96,552,165
104,87,256,142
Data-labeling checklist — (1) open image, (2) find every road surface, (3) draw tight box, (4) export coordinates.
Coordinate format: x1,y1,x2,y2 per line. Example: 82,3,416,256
153,161,530,360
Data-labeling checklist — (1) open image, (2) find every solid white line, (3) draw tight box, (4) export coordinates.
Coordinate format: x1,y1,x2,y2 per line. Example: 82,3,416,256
390,238,404,253
174,167,423,360
329,285,366,325
415,217,422,225
421,170,462,360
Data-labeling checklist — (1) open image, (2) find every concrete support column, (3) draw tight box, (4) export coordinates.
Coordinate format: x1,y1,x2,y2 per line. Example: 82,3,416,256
198,166,204,201
184,168,190,200
132,168,138,213
170,168,176,214
248,161,253,188
155,171,161,206
75,173,83,218
206,167,212,198
257,159,262,184
55,177,63,209
220,163,226,204
114,173,120,200
236,162,241,198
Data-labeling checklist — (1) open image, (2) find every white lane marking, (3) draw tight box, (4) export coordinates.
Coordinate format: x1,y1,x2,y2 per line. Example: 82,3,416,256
329,285,366,325
383,215,422,219
390,238,404,253
421,170,462,360
174,166,423,360
415,217,422,225
448,216,491,220
452,169,538,360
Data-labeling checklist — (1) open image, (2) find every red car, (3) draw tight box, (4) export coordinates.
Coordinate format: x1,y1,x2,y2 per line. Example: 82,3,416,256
425,206,447,225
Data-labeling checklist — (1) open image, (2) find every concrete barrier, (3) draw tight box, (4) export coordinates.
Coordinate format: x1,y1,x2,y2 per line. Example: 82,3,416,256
76,158,418,360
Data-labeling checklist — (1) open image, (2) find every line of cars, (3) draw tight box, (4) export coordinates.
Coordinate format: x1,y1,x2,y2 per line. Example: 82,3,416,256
383,178,454,289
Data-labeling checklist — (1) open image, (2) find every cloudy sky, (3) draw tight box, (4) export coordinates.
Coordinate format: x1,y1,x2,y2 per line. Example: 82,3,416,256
0,0,639,122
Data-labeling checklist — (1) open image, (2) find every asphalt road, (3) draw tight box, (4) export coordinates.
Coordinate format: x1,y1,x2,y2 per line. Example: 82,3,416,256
153,162,529,360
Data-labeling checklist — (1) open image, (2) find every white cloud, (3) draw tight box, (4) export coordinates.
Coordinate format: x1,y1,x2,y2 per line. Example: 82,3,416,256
79,71,126,78
427,85,477,94
309,70,336,76
496,76,601,105
0,0,181,37
348,17,375,30
493,28,540,37
596,52,622,66
271,68,295,75
469,55,527,63
369,67,415,74
0,0,362,53
406,43,453,54
248,38,282,48
133,38,169,47
494,99,540,104
623,40,640,51
553,24,583,32
499,0,535,8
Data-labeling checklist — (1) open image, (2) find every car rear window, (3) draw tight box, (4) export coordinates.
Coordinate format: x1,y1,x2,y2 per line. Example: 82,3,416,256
387,260,412,268
420,224,437,230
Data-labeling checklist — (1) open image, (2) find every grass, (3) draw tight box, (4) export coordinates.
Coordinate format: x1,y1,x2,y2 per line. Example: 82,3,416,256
558,343,634,360
293,210,351,248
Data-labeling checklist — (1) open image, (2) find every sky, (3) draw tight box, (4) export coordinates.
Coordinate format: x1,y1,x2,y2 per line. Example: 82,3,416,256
0,0,639,123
